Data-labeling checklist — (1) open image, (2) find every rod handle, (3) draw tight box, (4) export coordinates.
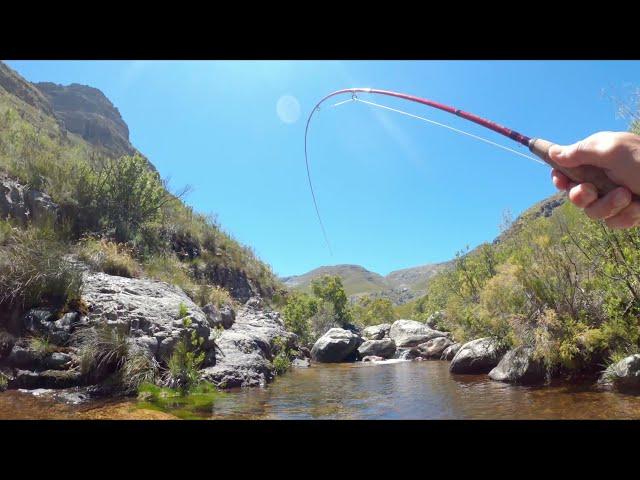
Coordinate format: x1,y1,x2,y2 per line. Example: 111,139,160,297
529,138,639,201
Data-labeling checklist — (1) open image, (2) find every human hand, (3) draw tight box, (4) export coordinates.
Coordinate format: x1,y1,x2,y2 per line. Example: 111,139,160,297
550,131,640,229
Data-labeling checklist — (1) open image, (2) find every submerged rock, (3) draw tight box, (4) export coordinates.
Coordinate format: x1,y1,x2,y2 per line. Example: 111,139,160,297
449,338,507,374
389,319,449,348
599,354,640,391
310,328,363,363
362,323,392,341
357,338,396,359
362,356,385,362
441,343,461,361
292,358,311,368
489,346,546,384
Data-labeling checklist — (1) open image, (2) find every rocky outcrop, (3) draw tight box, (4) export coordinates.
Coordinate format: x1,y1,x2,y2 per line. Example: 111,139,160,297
389,319,449,348
357,338,396,359
599,354,640,391
441,342,461,360
362,323,391,340
310,328,363,363
449,338,507,374
36,82,136,159
201,304,298,388
81,270,211,363
0,174,59,225
489,346,546,384
415,337,454,359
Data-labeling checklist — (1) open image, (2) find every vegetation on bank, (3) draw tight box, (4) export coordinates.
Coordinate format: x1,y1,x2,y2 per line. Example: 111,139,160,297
0,92,283,318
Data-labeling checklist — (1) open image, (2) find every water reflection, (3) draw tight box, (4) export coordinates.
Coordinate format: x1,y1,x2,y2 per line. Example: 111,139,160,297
2,361,640,419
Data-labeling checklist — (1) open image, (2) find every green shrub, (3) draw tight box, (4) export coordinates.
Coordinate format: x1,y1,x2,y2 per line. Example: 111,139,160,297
136,381,224,419
163,317,205,392
73,324,158,392
272,336,293,375
0,225,82,310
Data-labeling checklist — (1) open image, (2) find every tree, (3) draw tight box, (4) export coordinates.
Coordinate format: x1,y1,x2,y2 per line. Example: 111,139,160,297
311,275,352,326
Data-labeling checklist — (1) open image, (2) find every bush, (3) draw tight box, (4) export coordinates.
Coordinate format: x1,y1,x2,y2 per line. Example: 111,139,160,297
282,292,318,346
163,317,205,392
77,238,140,278
73,324,158,392
271,336,294,375
351,296,395,327
0,225,82,310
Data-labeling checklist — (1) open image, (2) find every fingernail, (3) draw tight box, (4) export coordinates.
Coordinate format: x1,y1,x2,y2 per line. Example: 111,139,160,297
614,190,630,207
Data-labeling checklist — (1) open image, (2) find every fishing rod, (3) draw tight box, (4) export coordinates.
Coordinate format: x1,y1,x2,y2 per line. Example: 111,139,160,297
305,87,629,253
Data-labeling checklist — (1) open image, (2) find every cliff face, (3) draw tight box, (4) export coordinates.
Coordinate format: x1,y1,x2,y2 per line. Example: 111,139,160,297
0,63,54,117
36,82,136,158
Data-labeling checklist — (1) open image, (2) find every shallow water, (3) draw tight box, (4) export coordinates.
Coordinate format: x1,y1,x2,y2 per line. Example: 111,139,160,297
2,360,640,419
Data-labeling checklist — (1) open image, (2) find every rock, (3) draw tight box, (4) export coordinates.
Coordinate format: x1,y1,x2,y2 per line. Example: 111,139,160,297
489,346,546,384
36,81,137,158
599,354,640,391
310,328,363,363
202,303,236,330
450,338,507,374
298,346,311,358
201,305,298,388
357,338,396,359
362,323,391,340
416,337,454,358
0,174,59,225
292,358,311,368
245,296,263,309
22,309,73,345
362,356,385,362
219,304,236,329
3,344,42,369
81,270,211,363
389,319,449,348
441,343,461,361
0,330,15,359
8,369,83,389
42,352,73,370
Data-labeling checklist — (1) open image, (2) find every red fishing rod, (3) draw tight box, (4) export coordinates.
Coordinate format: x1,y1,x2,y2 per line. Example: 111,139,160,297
305,87,627,252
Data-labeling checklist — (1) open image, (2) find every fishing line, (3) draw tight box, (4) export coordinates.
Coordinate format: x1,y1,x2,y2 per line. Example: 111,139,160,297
346,98,547,166
305,88,626,254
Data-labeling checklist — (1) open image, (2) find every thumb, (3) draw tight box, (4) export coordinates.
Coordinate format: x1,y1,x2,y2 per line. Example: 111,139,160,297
548,140,603,168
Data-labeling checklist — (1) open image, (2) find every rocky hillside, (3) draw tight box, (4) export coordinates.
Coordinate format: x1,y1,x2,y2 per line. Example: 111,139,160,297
36,81,139,159
282,261,451,305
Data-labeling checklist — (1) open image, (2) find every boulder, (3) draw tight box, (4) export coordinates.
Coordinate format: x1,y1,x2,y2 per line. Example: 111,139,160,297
362,356,385,362
362,323,391,340
310,328,363,363
81,270,211,363
449,338,507,374
415,337,454,359
357,338,396,359
489,346,546,384
389,319,449,348
292,358,311,368
201,305,298,388
0,174,59,225
599,354,640,391
441,343,461,361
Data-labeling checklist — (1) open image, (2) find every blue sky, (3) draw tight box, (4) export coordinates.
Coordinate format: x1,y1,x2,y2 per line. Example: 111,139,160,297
6,60,640,277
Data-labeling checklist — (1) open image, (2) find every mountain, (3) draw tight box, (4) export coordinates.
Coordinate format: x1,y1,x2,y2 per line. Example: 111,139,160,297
282,261,451,305
282,193,566,305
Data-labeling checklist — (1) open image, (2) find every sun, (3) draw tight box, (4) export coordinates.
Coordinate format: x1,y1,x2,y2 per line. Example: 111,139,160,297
276,95,301,124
